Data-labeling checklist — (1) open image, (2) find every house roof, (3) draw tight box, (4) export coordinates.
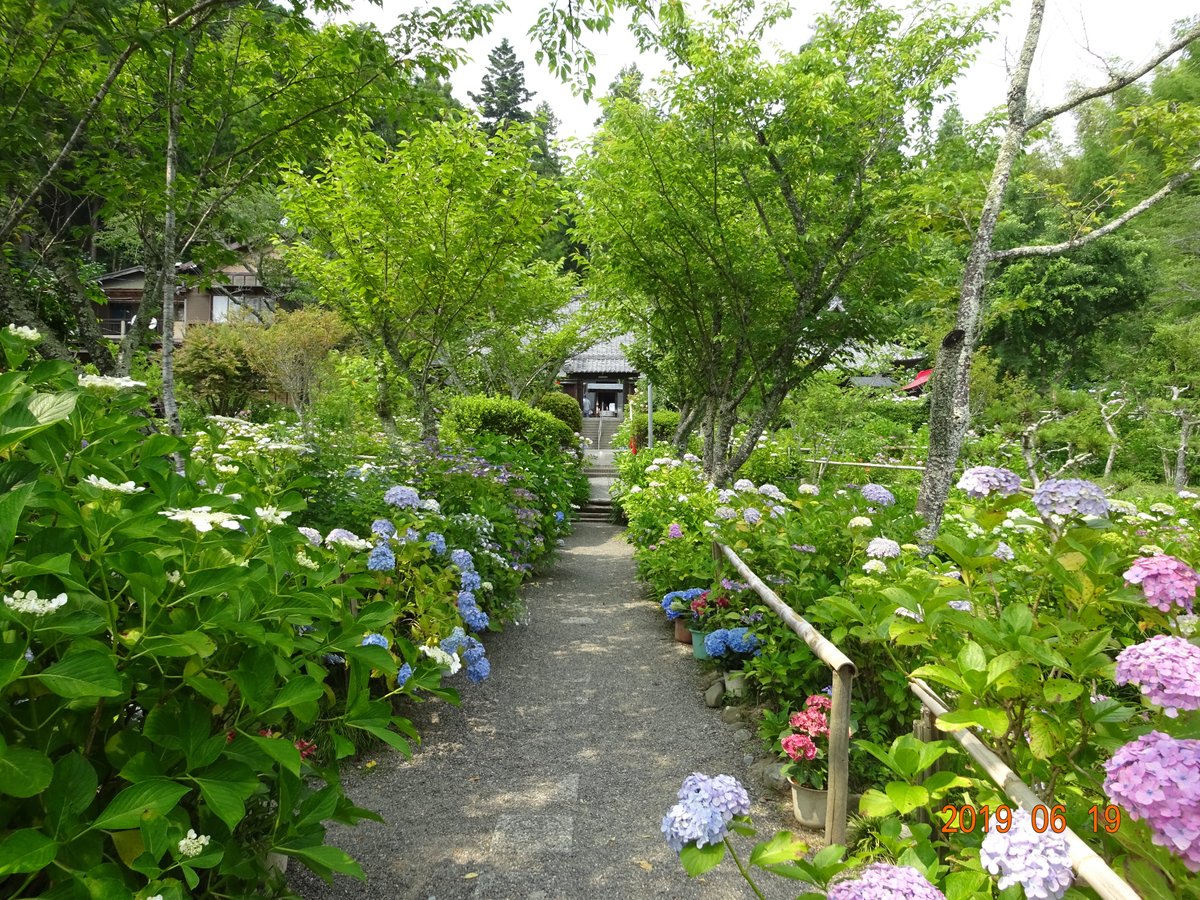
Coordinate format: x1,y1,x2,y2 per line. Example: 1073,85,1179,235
562,333,637,375
848,375,898,388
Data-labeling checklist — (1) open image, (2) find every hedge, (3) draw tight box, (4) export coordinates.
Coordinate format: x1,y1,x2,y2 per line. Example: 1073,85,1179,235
441,395,577,453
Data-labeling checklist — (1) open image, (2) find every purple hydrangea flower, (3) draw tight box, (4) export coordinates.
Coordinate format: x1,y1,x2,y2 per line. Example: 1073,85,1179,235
1115,635,1200,716
866,537,901,559
743,507,762,525
297,526,321,546
957,465,1022,499
979,808,1073,899
371,518,396,537
1104,732,1200,872
860,484,895,507
792,544,817,554
667,523,683,539
827,864,945,899
383,485,420,509
1124,555,1199,613
1031,478,1108,518
367,543,396,571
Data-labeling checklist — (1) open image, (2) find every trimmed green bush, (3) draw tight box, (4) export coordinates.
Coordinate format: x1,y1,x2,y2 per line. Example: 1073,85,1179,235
441,395,576,452
536,390,583,434
628,410,681,446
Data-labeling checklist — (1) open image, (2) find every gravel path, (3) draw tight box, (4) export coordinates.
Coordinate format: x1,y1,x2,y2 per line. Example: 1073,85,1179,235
291,522,797,900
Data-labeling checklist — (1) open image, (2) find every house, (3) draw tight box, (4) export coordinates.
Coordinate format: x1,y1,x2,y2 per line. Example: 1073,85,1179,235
558,334,639,417
95,253,272,342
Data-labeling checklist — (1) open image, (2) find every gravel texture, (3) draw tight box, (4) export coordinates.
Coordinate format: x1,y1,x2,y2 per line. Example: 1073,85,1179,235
291,522,800,900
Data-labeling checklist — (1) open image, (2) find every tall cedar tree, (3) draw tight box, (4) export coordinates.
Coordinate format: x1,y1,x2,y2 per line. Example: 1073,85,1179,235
470,39,534,134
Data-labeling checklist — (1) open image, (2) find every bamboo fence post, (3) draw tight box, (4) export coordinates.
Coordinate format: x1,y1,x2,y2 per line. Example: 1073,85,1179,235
715,541,857,845
909,678,1139,900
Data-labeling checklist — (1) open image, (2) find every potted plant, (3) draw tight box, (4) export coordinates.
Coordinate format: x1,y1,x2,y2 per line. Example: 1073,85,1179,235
661,587,707,642
684,591,729,659
702,627,762,697
780,693,832,827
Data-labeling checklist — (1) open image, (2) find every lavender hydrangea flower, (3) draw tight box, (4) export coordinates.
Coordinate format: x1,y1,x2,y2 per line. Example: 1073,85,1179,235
667,523,683,539
994,541,1015,561
758,483,787,502
396,663,412,688
1115,635,1200,716
956,465,1022,499
827,864,945,900
860,484,895,507
714,506,737,520
979,808,1073,899
371,518,396,538
367,543,396,571
733,479,755,492
325,528,370,550
383,485,420,508
662,773,750,853
1104,732,1200,871
866,537,901,559
1031,478,1108,518
743,507,762,525
717,488,737,503
679,773,751,818
297,526,322,546
425,532,447,555
1124,555,1199,613
792,543,817,553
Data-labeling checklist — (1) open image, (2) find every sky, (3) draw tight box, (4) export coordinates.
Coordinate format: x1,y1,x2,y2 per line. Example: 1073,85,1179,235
337,1,1196,146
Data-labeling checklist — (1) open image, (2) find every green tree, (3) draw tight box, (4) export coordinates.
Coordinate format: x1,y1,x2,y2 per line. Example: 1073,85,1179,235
576,0,989,482
469,38,535,134
280,117,572,437
242,308,350,423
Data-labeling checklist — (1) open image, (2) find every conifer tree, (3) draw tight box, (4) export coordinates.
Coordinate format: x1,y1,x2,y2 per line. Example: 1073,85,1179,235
469,39,534,134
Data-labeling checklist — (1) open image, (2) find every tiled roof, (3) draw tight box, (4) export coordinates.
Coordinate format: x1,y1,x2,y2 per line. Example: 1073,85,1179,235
562,334,638,375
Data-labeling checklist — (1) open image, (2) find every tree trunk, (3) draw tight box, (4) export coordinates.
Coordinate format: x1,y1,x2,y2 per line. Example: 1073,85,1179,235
673,402,701,453
159,43,191,439
1175,418,1195,491
915,0,1044,539
115,262,163,376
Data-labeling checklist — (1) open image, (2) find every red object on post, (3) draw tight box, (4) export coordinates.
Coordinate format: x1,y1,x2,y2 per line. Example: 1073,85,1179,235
629,436,638,455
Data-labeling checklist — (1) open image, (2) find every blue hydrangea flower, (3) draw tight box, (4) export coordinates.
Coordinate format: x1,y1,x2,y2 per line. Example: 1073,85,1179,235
450,548,475,572
361,633,389,649
371,518,396,537
425,532,447,555
383,485,421,509
662,773,749,853
554,510,565,523
704,630,729,656
661,595,684,620
461,571,482,592
323,653,346,667
679,773,751,819
396,663,412,688
367,543,396,571
726,627,760,655
457,590,476,611
440,627,469,654
464,606,490,632
466,656,491,683
462,638,486,664
860,483,896,506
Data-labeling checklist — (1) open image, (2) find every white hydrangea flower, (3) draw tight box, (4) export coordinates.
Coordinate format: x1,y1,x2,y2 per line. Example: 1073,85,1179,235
214,462,240,475
862,559,888,574
177,829,210,858
78,374,145,390
165,570,183,584
7,323,41,341
1179,490,1199,500
796,483,820,496
254,506,291,526
420,644,461,675
652,457,672,466
295,550,319,570
159,507,247,533
1149,503,1177,516
733,478,755,492
848,516,872,529
421,498,441,513
895,606,924,622
82,474,144,494
4,590,68,616
644,464,660,473
1174,614,1198,637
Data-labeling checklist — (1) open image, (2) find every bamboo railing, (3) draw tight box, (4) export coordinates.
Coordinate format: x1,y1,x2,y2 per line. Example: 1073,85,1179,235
714,541,857,845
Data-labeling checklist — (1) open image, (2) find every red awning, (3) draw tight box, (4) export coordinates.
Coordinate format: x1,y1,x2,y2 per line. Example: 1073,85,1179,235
901,369,932,391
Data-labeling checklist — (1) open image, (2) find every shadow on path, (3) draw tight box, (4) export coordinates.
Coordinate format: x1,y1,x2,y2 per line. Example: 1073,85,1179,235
292,523,795,900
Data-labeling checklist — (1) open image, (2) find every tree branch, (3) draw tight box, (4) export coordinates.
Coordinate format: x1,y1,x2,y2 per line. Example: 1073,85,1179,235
1025,21,1200,128
989,156,1200,261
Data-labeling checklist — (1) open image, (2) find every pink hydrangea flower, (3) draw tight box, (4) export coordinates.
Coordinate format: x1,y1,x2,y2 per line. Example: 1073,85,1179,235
1104,732,1200,872
1115,635,1200,717
1124,554,1199,613
789,708,830,737
782,733,817,761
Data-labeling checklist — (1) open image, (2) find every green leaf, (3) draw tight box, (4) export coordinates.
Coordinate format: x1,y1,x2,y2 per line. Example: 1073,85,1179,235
885,781,929,815
37,649,123,699
0,746,54,798
0,481,35,557
276,843,365,879
748,831,807,868
264,676,325,714
1043,678,1084,703
247,734,302,776
1027,712,1066,760
93,779,190,830
0,828,58,875
44,752,97,834
957,641,986,673
909,664,967,693
679,841,726,876
935,707,1008,736
858,789,895,817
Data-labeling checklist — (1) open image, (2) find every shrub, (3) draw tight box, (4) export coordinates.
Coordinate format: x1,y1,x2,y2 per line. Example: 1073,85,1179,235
536,390,583,434
175,323,258,416
441,395,575,452
621,409,681,447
